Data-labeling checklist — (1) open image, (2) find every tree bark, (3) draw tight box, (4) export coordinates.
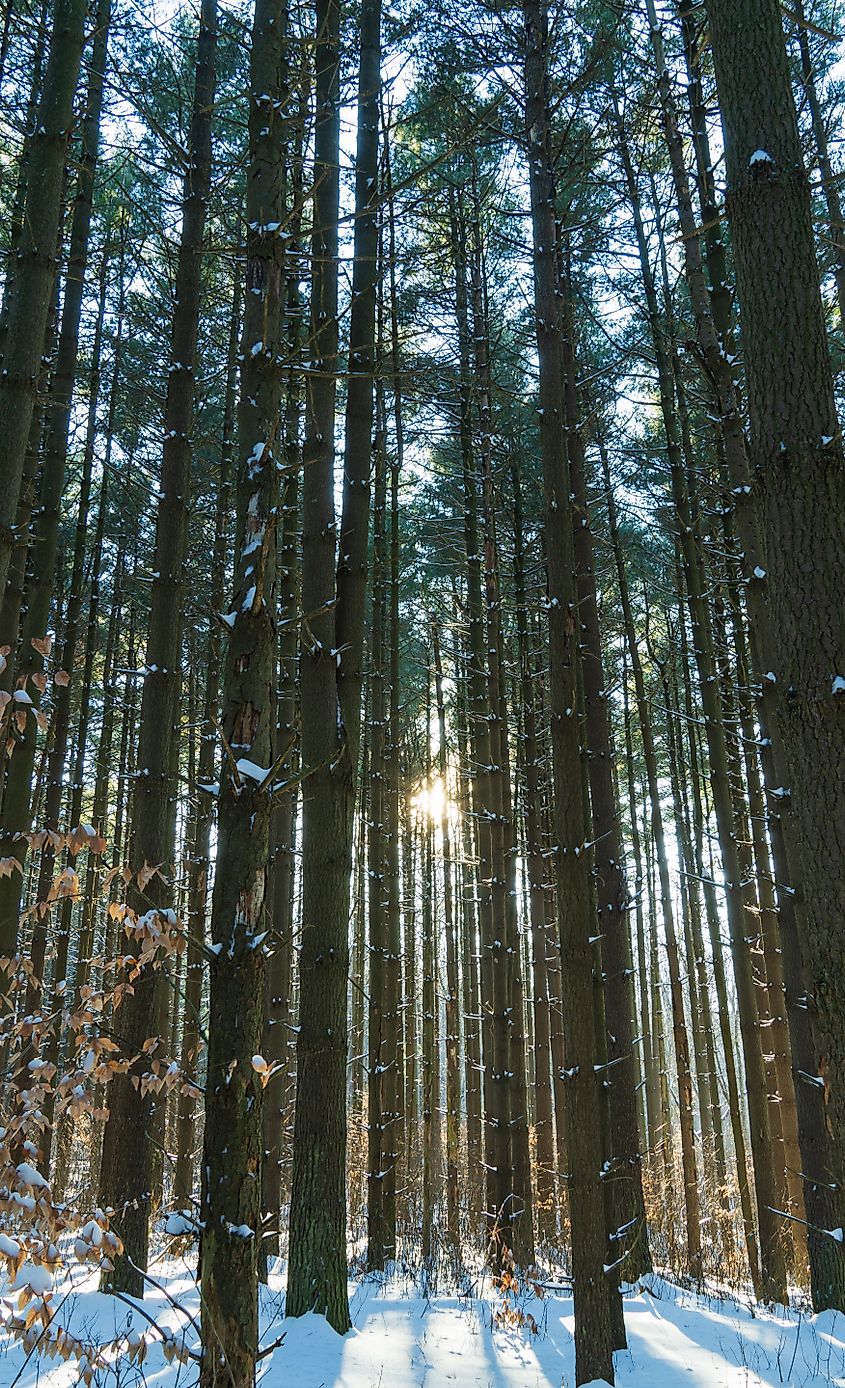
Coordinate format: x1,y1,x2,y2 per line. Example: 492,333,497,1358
288,0,379,1326
198,0,284,1377
174,268,239,1207
524,3,614,1378
432,624,461,1257
560,265,650,1281
601,441,702,1283
512,460,556,1244
100,0,217,1294
366,394,393,1269
0,5,111,952
705,0,845,1308
0,0,87,600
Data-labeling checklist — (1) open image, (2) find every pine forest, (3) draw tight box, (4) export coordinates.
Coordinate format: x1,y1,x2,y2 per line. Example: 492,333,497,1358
0,0,843,1382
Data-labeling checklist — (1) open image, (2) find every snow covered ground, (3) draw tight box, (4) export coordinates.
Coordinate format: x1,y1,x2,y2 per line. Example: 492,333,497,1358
0,1261,843,1387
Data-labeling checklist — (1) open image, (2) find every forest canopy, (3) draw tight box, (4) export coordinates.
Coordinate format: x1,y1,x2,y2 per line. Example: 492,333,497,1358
0,0,843,1382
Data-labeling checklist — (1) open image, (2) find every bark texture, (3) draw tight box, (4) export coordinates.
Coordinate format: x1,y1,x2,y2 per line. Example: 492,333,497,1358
706,0,845,1308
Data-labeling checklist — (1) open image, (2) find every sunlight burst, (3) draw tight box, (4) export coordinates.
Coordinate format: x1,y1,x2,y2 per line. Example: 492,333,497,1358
413,775,448,824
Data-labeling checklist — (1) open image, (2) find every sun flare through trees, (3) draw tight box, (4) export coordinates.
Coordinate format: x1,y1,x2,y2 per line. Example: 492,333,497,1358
0,0,843,1383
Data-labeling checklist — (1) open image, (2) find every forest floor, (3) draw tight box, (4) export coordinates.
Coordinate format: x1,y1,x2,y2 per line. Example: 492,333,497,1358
0,1257,843,1387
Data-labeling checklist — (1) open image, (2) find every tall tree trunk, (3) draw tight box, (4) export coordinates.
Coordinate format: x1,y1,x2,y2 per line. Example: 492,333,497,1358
366,393,392,1270
383,146,404,1251
0,0,87,600
0,0,109,947
621,669,661,1164
453,621,484,1229
100,0,217,1294
674,629,729,1202
401,784,418,1207
27,248,108,1022
468,202,534,1265
792,0,845,325
262,182,303,1255
198,0,284,1376
659,658,715,1194
0,0,50,355
288,0,379,1326
561,265,650,1281
601,442,702,1283
174,267,239,1207
420,677,440,1267
677,0,833,1291
432,624,461,1257
524,4,614,1379
705,0,845,1308
450,190,504,1259
511,461,556,1244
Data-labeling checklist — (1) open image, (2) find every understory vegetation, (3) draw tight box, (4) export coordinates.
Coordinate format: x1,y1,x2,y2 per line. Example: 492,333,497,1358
0,0,843,1381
